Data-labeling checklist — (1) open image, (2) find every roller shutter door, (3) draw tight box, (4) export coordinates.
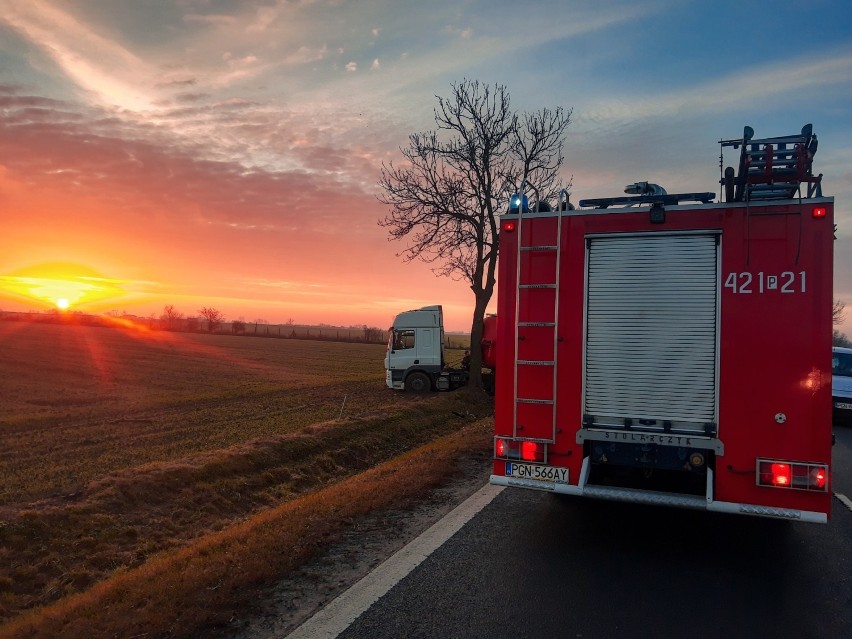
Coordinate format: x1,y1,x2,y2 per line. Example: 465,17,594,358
583,233,718,433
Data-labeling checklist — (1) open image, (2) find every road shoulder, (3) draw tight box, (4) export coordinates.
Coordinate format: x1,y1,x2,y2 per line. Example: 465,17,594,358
227,447,493,639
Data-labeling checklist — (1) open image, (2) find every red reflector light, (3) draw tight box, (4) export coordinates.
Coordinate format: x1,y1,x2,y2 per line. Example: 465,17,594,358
502,221,516,233
812,207,827,218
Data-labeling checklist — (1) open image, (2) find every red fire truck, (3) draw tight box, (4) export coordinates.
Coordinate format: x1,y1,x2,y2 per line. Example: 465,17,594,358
490,124,834,523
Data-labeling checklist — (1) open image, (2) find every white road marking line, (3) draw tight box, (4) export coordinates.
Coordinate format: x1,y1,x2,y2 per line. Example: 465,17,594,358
834,492,852,513
284,482,504,639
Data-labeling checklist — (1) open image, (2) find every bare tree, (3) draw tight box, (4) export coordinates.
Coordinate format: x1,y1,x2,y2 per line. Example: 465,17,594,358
160,304,184,331
833,299,845,325
833,299,850,346
198,307,224,332
379,79,571,389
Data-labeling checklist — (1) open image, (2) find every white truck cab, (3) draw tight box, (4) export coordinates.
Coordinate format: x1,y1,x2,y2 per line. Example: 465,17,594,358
385,305,455,392
832,346,852,423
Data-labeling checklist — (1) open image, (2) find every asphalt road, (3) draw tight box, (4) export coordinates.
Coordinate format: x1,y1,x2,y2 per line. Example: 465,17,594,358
330,426,852,639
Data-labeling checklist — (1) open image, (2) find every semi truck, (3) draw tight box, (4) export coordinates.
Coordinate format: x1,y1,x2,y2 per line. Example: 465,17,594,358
384,305,496,392
490,124,834,523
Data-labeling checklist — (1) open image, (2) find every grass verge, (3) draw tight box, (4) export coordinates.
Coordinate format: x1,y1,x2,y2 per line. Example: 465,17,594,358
1,404,493,638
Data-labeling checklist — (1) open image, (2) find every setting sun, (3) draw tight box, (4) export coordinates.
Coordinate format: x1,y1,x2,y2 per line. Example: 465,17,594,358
0,262,126,312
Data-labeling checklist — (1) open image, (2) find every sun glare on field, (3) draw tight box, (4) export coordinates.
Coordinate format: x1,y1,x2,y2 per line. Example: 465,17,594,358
0,262,127,311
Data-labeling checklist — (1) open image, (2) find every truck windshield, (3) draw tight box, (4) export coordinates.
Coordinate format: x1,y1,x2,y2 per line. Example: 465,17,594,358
392,329,415,350
832,351,852,377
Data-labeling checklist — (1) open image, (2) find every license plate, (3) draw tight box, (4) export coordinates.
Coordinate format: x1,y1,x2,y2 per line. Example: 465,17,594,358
834,402,852,410
505,462,568,483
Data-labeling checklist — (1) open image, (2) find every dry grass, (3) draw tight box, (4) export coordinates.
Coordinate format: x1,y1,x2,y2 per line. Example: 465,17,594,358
2,419,492,639
0,320,490,636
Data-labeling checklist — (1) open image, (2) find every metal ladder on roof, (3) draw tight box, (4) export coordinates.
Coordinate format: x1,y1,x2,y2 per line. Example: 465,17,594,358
511,187,569,443
720,124,822,202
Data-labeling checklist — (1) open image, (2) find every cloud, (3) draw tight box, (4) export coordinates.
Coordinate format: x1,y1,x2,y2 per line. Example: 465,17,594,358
182,13,237,26
578,46,852,126
155,78,198,89
0,85,378,230
443,25,473,39
0,1,159,111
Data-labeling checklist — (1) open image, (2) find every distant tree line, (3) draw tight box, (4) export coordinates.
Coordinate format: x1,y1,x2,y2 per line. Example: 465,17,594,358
0,307,391,345
155,305,389,344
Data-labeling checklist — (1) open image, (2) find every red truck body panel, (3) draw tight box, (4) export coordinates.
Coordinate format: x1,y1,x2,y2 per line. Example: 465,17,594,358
491,198,834,521
481,314,498,370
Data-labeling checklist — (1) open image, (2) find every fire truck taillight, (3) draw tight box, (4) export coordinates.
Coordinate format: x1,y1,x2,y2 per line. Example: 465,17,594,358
812,206,827,218
769,463,791,487
502,221,516,233
496,438,510,458
757,459,828,492
494,437,545,462
521,441,539,461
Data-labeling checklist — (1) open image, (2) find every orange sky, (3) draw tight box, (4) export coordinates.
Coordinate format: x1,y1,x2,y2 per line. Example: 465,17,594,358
0,170,481,330
0,96,482,331
1,2,850,335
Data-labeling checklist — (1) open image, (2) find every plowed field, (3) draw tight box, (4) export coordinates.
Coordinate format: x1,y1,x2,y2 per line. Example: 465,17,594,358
0,320,481,632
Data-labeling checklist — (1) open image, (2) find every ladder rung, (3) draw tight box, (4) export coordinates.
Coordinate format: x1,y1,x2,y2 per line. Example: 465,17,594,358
750,159,797,167
519,284,556,289
518,322,555,327
518,360,554,366
517,398,555,405
521,245,558,251
748,148,799,158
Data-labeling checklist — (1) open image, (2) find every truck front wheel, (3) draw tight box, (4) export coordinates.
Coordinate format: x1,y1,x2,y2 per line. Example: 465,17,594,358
405,372,431,393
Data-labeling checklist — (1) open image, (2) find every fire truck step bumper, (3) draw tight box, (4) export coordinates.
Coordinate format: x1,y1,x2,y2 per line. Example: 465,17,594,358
488,476,828,523
580,485,708,510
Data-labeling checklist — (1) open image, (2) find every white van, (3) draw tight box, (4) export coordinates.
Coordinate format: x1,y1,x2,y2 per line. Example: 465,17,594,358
831,346,852,423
